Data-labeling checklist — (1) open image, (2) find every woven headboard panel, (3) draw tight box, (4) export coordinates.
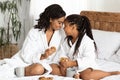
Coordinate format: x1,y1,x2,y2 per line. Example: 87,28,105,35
80,11,120,32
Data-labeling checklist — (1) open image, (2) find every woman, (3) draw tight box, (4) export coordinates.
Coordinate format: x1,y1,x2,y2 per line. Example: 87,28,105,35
0,4,66,77
58,14,120,80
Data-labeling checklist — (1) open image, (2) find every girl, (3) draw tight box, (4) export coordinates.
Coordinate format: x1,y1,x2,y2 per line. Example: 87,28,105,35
59,14,120,80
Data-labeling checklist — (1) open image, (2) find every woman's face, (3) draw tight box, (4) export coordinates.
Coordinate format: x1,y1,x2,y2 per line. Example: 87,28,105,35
50,16,65,30
64,21,74,36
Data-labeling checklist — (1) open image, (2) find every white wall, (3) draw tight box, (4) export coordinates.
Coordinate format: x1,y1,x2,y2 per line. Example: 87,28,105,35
86,0,120,12
30,0,120,26
30,0,87,25
1,0,120,28
1,0,120,48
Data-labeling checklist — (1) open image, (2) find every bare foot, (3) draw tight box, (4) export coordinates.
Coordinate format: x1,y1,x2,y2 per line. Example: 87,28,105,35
117,71,120,75
73,73,80,79
111,71,120,75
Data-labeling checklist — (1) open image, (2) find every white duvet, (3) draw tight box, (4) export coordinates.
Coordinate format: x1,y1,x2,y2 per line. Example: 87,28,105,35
97,59,120,80
0,59,120,80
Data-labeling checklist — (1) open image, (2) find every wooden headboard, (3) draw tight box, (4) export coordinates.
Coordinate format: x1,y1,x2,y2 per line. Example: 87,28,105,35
80,11,120,32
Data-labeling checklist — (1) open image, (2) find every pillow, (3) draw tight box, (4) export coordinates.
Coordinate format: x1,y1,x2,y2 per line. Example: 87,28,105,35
92,29,120,60
116,48,120,56
108,48,120,63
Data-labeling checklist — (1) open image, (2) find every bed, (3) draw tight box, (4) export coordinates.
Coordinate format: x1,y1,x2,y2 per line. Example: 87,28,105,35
1,11,120,80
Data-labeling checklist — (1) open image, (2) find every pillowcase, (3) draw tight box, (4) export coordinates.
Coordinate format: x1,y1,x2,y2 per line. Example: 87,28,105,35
108,48,120,63
116,48,120,56
92,29,120,60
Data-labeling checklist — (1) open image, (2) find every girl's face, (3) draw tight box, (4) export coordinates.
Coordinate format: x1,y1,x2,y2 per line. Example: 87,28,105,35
64,21,75,36
50,16,65,30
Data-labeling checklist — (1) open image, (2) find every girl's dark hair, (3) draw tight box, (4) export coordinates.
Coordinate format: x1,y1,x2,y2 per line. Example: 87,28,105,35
65,14,97,56
34,4,66,32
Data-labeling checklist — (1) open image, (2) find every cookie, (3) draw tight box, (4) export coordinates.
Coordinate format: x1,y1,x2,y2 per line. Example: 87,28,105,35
39,77,53,80
50,46,56,53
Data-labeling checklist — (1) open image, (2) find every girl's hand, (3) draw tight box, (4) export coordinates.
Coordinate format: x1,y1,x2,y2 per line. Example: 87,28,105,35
60,57,69,62
60,57,78,68
60,57,71,68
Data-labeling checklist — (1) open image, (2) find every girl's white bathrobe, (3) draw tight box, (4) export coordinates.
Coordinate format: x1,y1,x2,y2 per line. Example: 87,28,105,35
0,28,65,77
54,34,99,74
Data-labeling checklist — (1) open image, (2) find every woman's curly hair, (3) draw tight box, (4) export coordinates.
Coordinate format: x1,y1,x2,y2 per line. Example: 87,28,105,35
34,4,66,32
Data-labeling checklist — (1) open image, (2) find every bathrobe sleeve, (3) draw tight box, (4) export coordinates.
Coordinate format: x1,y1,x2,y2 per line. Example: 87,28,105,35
52,44,68,64
76,36,98,72
51,37,71,64
20,28,41,64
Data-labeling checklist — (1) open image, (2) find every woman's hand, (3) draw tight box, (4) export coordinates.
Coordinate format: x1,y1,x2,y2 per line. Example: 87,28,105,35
40,46,56,60
44,46,56,57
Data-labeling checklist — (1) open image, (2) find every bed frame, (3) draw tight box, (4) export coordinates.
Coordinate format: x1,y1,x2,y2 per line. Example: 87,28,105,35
80,11,120,32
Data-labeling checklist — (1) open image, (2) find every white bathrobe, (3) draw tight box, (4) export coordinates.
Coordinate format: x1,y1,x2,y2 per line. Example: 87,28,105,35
0,27,65,77
54,34,99,75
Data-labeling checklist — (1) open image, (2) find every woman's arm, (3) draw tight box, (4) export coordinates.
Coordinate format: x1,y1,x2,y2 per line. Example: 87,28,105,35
20,28,40,64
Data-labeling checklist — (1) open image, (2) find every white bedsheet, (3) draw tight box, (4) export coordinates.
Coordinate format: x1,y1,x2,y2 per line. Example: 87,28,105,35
0,59,120,80
97,59,120,80
0,75,80,80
